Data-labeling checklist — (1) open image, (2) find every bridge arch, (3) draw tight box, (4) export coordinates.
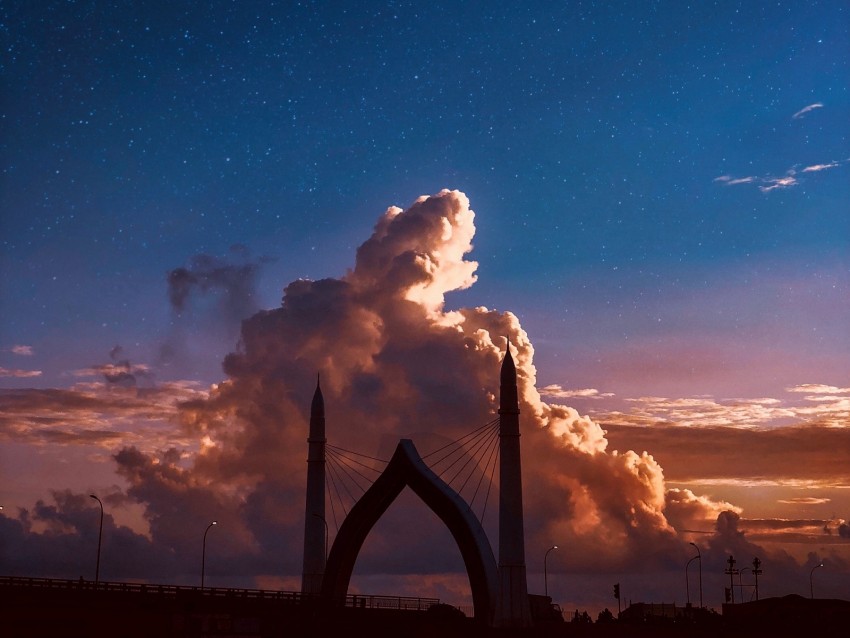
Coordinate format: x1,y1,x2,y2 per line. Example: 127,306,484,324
320,439,498,624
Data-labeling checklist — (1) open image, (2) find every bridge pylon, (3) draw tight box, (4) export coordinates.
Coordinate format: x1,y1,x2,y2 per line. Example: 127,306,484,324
301,376,326,594
496,344,532,628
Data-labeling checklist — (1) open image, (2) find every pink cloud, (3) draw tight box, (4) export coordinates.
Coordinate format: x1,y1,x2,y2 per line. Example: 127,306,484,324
0,367,42,378
802,161,840,173
759,174,798,192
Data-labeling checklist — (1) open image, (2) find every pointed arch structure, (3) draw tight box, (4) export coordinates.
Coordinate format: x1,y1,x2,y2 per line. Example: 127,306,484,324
320,439,498,624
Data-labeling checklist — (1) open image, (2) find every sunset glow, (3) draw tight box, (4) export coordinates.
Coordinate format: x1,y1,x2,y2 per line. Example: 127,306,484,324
2,0,848,617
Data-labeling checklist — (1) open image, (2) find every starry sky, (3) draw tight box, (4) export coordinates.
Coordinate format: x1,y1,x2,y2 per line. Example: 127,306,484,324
1,0,849,616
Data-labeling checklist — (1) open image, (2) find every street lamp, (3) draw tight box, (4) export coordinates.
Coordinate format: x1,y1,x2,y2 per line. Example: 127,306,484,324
810,562,823,599
686,555,699,606
201,521,218,590
544,545,558,598
689,542,703,608
89,495,103,585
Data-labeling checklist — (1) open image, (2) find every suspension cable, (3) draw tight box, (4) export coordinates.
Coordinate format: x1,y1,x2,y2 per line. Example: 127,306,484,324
326,452,369,505
327,443,387,466
478,444,499,523
320,441,388,533
431,422,499,482
455,424,500,495
422,417,500,463
326,447,380,488
325,459,348,527
321,418,504,531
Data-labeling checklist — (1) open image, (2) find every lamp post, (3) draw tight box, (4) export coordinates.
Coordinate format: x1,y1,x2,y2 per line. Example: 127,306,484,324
752,557,762,601
201,521,218,590
686,555,699,606
810,562,823,599
544,545,558,598
689,542,703,608
89,494,103,585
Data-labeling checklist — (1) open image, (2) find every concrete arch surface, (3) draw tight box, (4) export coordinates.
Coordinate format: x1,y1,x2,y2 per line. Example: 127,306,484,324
320,439,498,624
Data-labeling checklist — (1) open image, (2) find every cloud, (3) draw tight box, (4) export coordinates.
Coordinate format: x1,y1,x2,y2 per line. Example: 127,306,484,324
713,175,756,186
617,395,798,428
0,367,42,378
787,384,850,395
588,385,850,429
166,244,268,317
0,489,213,582
539,385,614,399
601,420,850,483
0,381,208,451
664,487,741,533
792,103,823,119
732,517,848,544
6,189,843,603
758,174,798,193
802,161,840,173
714,170,800,193
11,345,34,356
96,190,730,581
73,346,155,388
160,245,273,369
715,159,847,193
776,497,831,505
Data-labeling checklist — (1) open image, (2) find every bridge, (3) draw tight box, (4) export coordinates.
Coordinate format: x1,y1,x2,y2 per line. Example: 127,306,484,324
2,347,541,635
0,575,462,638
0,575,439,610
304,346,533,627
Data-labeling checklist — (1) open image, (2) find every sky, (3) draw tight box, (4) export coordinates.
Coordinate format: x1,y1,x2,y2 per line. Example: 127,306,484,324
1,0,849,618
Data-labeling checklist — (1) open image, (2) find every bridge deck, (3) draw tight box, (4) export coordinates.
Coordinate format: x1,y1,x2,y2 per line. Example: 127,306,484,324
1,575,475,638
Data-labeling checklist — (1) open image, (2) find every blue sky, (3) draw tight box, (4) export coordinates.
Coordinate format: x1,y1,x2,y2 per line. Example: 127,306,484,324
1,0,848,615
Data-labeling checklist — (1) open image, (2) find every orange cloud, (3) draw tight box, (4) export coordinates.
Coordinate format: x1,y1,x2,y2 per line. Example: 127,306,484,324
539,385,614,399
8,189,841,602
0,381,208,451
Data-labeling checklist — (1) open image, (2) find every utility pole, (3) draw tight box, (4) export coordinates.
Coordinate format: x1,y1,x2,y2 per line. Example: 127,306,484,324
724,555,738,603
613,583,621,616
752,557,762,601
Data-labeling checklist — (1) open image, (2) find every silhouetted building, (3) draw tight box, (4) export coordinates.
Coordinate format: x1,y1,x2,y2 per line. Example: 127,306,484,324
619,601,681,622
722,594,850,631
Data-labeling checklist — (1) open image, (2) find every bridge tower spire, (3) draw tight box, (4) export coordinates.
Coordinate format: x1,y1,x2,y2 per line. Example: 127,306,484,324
301,374,326,594
496,342,532,627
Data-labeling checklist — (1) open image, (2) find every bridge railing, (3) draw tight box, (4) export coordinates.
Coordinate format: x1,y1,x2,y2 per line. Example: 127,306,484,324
1,576,439,611
0,576,305,600
345,593,440,611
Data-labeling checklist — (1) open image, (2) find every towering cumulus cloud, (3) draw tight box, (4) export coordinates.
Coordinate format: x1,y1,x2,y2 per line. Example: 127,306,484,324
116,189,728,590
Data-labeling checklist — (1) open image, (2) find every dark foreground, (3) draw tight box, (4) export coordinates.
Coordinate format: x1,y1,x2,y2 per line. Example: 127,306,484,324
2,577,848,637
